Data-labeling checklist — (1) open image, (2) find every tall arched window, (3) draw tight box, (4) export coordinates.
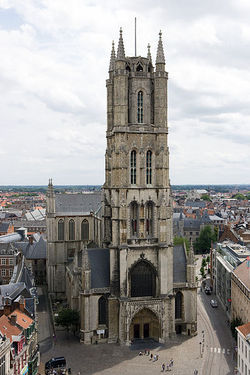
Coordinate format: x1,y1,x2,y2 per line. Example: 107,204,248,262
81,220,89,240
131,202,138,237
131,261,156,297
69,219,75,241
98,296,108,325
58,219,64,241
130,150,136,184
146,202,153,237
137,91,143,123
146,150,152,184
175,291,183,319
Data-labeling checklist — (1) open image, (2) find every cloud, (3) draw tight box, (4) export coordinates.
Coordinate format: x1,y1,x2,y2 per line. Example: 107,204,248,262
0,0,249,184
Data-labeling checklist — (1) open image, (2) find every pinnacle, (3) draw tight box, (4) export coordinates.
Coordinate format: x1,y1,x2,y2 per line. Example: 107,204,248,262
117,27,125,60
147,43,152,62
109,40,116,71
156,30,165,64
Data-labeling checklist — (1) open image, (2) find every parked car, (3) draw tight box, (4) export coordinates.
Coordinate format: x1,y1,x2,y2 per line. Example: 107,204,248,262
210,299,218,308
45,357,66,373
205,286,211,295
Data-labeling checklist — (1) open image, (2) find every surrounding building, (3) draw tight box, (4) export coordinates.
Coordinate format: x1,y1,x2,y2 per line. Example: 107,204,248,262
211,241,250,318
236,322,250,375
46,188,102,294
231,259,250,324
0,243,19,284
0,334,11,375
47,29,197,345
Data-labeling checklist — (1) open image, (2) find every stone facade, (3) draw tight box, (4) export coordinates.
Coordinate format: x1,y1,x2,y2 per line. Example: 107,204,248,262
47,28,197,345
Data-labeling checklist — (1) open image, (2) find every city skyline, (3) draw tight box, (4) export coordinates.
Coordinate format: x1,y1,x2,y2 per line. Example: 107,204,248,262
0,0,250,185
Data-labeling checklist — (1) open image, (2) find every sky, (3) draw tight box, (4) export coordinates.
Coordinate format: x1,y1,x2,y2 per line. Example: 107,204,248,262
0,0,250,185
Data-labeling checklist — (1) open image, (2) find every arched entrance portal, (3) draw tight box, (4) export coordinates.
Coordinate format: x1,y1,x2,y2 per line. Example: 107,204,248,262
129,308,160,341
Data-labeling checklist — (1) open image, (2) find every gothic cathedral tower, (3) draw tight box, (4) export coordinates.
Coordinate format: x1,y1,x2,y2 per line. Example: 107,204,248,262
103,29,175,344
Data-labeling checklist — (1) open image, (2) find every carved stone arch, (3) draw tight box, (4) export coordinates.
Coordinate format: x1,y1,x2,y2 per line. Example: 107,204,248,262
129,306,161,341
129,305,161,326
126,63,131,72
136,62,143,72
128,257,157,276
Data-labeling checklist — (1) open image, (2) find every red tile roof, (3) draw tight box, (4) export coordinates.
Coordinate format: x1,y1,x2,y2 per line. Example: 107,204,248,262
0,315,22,343
233,259,250,290
9,309,33,329
237,322,250,338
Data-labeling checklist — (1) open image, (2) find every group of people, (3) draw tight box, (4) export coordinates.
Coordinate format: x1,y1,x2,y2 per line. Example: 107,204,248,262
161,359,174,372
138,350,174,371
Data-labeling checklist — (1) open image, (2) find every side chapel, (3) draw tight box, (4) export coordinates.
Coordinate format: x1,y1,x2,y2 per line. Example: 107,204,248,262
46,28,197,345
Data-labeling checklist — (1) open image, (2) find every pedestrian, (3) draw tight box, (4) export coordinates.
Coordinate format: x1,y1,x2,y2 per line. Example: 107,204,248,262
170,359,174,367
150,353,153,360
161,363,165,372
147,349,150,356
166,364,169,371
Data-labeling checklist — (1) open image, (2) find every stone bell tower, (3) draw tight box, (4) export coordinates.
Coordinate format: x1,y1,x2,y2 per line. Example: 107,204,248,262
103,28,175,344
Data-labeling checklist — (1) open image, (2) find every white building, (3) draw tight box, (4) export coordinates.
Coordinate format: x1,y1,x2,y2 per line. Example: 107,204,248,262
236,322,250,375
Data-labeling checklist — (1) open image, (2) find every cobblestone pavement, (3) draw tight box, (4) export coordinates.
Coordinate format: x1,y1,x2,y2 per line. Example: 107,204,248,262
38,257,235,375
39,328,210,375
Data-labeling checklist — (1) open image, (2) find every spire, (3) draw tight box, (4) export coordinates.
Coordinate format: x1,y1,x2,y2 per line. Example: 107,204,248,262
117,27,125,60
147,43,152,63
109,40,116,71
47,178,54,197
156,30,165,64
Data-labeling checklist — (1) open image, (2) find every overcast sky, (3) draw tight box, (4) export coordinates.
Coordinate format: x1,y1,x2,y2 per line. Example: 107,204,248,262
0,0,250,185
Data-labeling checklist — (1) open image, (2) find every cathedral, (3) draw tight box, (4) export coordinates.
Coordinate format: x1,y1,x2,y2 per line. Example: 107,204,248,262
46,28,197,345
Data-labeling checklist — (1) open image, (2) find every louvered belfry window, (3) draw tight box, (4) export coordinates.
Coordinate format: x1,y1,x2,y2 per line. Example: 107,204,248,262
146,150,152,184
130,150,136,184
137,91,143,123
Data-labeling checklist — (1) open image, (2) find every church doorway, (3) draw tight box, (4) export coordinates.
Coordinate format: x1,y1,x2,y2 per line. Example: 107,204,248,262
130,308,160,341
134,324,140,338
143,323,149,338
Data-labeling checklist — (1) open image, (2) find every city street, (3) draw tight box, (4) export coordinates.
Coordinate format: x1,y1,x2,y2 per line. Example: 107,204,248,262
38,261,236,375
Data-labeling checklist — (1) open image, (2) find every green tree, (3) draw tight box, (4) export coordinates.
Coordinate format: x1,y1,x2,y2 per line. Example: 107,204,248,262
194,225,216,254
230,317,243,339
55,308,79,334
200,266,205,278
174,236,190,252
201,194,211,201
232,193,246,200
206,255,210,263
202,258,206,268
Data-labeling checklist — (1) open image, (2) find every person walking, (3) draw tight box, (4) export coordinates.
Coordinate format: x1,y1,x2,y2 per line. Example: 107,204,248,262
161,363,165,372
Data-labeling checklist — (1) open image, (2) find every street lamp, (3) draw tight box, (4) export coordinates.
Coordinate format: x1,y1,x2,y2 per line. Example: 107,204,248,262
199,342,202,358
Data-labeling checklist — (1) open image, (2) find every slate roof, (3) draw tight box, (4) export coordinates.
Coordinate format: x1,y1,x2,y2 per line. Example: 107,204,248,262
55,192,102,215
0,283,30,303
20,237,47,259
184,218,201,231
173,244,187,283
87,248,110,289
186,200,206,208
0,233,22,243
19,267,34,291
0,222,11,233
